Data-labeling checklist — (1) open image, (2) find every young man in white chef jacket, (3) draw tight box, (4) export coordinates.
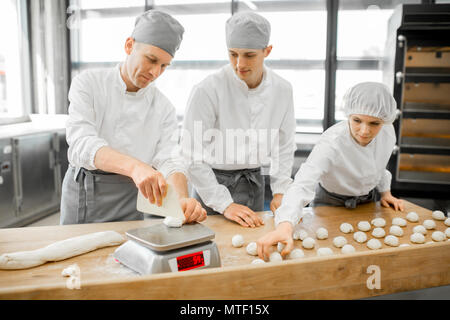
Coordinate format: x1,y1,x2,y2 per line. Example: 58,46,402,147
181,12,296,228
60,10,206,225
256,82,404,260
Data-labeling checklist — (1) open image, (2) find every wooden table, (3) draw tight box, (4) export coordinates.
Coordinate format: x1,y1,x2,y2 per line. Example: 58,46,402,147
0,200,449,299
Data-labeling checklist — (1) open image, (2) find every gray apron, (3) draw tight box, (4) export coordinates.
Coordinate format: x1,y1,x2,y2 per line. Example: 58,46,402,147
311,183,380,209
60,166,144,224
193,167,264,215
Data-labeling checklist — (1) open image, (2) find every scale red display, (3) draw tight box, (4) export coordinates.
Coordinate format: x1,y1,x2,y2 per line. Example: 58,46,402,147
176,251,205,271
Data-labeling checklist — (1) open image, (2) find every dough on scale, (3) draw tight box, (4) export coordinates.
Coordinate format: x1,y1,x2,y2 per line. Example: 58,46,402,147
432,210,446,221
367,239,382,250
423,219,436,230
357,221,371,232
332,236,347,248
341,244,356,254
410,232,425,244
431,231,446,242
288,248,305,260
406,211,419,222
246,242,258,256
302,237,315,249
413,225,427,235
353,231,368,243
384,235,399,247
231,234,244,248
371,218,386,228
392,217,407,227
0,231,125,270
163,216,184,228
340,223,354,234
371,227,386,238
389,225,404,237
316,227,328,240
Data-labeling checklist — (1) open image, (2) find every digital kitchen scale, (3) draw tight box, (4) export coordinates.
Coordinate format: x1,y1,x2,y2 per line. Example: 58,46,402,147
114,222,221,275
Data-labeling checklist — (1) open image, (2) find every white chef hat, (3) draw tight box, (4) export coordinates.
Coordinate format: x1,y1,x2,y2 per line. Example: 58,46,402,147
226,12,271,49
343,82,397,124
131,10,184,57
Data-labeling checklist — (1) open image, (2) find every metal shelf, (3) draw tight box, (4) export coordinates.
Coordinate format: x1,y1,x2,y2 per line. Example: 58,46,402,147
403,102,450,119
398,170,450,185
400,137,450,155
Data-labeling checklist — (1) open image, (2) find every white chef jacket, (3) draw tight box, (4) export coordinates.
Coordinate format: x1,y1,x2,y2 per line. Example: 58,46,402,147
181,64,296,213
274,120,396,227
66,63,186,178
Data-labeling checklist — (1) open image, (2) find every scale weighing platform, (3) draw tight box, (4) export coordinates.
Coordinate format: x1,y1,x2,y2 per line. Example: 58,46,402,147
114,222,221,275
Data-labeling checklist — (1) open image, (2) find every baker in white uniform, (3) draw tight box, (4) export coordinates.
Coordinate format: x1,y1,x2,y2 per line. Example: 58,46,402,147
60,10,206,225
181,12,296,228
256,82,404,259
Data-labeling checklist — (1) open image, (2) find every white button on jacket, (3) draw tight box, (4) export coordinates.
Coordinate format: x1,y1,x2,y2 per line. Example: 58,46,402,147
66,64,186,178
275,120,396,227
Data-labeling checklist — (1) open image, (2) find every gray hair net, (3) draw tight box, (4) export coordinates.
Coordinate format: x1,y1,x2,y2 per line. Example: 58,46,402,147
226,12,270,49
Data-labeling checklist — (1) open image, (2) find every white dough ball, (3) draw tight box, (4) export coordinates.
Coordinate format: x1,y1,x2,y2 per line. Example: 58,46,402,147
445,218,450,227
384,235,399,247
277,242,285,253
163,216,184,228
341,244,356,254
333,236,347,248
353,231,368,243
251,258,265,265
269,251,283,262
371,227,386,238
399,243,410,247
431,231,446,242
231,234,245,248
392,217,407,227
406,211,419,222
371,218,386,228
367,239,382,250
423,219,436,230
410,232,425,244
293,229,308,241
446,228,450,239
288,248,305,260
432,210,446,221
389,225,404,237
316,227,328,240
413,225,427,235
357,221,371,232
340,223,354,234
246,242,258,256
302,237,315,249
317,247,334,256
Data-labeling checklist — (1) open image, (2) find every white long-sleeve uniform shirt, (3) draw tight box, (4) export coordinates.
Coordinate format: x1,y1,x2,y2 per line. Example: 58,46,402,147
181,64,296,213
274,120,396,227
66,64,185,178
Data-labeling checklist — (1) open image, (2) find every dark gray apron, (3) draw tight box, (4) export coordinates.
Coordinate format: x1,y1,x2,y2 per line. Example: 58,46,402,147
60,166,144,224
193,167,264,215
311,183,380,209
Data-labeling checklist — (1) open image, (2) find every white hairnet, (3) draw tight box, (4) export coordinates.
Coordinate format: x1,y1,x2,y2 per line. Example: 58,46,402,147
343,82,397,124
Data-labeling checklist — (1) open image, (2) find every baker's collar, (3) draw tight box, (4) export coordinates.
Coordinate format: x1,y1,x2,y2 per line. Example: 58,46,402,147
228,63,271,93
115,62,153,97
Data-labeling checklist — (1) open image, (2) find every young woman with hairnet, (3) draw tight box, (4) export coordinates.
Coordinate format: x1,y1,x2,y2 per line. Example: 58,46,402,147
256,82,404,260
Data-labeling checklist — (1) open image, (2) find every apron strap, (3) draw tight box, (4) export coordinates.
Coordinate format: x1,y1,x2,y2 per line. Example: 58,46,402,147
75,168,96,224
219,168,262,208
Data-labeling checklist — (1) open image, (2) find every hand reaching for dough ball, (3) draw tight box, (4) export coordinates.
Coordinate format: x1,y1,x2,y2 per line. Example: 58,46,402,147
256,221,294,261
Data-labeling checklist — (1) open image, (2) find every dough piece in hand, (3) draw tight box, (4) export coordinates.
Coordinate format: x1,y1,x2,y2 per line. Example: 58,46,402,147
277,242,285,253
445,218,450,227
353,231,367,243
269,252,283,262
410,232,425,244
317,247,333,256
288,248,305,260
432,210,446,221
293,229,308,241
384,235,399,247
367,239,382,250
371,227,386,238
0,231,125,270
341,244,356,254
371,218,386,228
446,228,450,239
333,236,347,248
163,216,184,228
302,237,315,249
251,258,265,265
357,221,371,232
316,227,328,240
61,264,80,277
406,211,419,222
389,225,403,237
246,242,258,256
431,231,446,242
392,217,407,227
340,223,354,234
413,225,427,235
231,234,244,248
423,219,436,230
